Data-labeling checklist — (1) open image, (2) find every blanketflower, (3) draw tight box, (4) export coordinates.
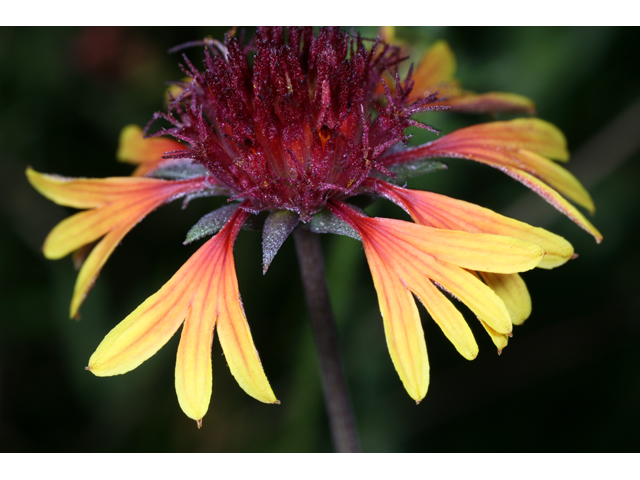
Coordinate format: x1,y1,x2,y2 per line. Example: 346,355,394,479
27,27,600,425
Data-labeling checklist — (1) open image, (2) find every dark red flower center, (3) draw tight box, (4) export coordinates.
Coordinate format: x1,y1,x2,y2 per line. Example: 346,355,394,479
151,27,439,220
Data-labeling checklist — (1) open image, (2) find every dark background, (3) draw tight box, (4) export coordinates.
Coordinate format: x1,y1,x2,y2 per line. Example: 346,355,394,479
1,27,639,452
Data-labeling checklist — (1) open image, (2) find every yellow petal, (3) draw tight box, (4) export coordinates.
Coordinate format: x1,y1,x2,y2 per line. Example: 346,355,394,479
174,238,226,422
71,223,130,319
88,239,205,376
379,184,574,269
478,319,509,353
27,167,182,208
364,242,429,402
480,272,531,326
216,248,278,404
518,149,594,213
412,278,478,361
175,313,214,425
117,125,188,176
405,252,513,335
378,26,396,44
43,208,111,260
375,218,545,274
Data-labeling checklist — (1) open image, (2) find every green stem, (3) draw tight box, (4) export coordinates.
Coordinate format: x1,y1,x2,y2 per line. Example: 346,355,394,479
293,227,361,453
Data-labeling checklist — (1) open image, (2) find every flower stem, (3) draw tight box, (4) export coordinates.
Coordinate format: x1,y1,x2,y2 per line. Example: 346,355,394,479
293,228,361,453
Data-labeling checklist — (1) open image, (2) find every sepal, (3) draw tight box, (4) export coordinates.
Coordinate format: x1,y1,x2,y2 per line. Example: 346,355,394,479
308,209,361,241
184,204,240,244
262,210,300,274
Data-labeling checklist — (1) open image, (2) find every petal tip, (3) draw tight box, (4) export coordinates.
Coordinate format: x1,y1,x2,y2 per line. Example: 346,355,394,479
86,360,103,376
116,124,143,162
196,419,202,429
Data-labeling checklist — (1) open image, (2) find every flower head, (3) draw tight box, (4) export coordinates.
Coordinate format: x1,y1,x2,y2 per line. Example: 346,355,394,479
28,27,600,424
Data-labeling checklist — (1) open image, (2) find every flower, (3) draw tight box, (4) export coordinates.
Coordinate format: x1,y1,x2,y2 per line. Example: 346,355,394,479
27,27,600,424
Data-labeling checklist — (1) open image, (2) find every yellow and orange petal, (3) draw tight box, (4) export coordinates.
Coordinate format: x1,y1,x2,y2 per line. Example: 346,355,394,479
408,40,536,115
376,181,574,269
503,168,602,243
328,201,545,402
117,125,189,177
382,118,602,242
479,271,531,327
26,167,208,318
376,182,573,326
88,207,277,424
425,118,596,209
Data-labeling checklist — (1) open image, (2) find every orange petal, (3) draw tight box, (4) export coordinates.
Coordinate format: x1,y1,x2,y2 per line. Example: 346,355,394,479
378,183,574,269
480,272,531,326
435,92,536,115
410,40,458,98
407,41,534,115
363,240,429,402
117,125,189,177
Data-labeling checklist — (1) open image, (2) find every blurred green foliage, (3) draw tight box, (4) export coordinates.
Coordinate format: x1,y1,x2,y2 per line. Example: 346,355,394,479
1,27,639,452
